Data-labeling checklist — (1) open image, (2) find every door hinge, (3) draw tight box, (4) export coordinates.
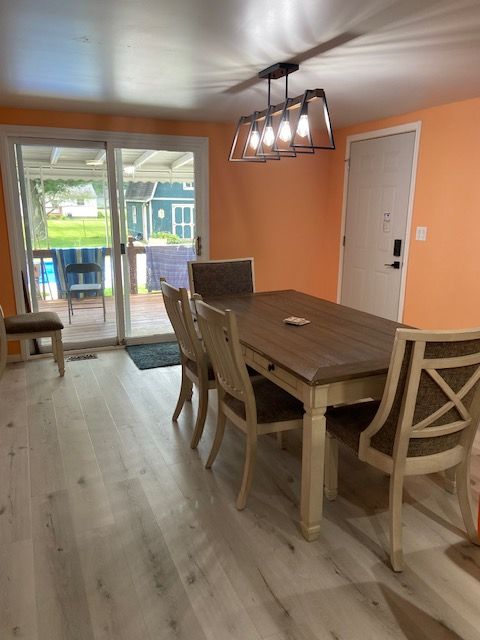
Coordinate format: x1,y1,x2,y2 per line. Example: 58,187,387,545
343,235,346,247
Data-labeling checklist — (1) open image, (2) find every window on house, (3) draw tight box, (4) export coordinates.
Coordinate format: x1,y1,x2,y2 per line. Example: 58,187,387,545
132,206,137,224
76,198,85,205
182,181,194,190
172,205,195,239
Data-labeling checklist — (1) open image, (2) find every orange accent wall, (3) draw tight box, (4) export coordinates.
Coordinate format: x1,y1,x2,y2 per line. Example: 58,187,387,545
1,96,480,350
324,95,480,329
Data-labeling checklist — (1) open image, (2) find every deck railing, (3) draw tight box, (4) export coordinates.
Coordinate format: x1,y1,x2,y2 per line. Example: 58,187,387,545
32,237,144,295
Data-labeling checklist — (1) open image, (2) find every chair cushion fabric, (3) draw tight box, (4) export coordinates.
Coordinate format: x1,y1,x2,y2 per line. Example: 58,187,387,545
185,358,216,381
326,401,380,453
224,377,304,424
191,260,253,298
5,311,64,334
326,400,464,457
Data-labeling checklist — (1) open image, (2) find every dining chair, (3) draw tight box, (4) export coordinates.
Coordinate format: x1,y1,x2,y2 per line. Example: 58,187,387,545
324,327,480,571
187,258,254,298
65,262,105,324
0,305,64,376
195,299,304,509
161,281,216,448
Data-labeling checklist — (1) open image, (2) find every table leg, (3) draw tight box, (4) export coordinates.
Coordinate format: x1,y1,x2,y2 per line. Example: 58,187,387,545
300,404,327,541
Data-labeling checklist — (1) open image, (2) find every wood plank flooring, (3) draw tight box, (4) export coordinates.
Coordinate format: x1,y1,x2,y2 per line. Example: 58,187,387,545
1,351,479,640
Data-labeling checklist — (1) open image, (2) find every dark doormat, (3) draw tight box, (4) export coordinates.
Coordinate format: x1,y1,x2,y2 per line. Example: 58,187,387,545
126,341,181,370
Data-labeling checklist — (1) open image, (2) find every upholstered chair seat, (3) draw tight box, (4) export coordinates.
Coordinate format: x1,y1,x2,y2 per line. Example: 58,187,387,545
224,377,304,424
1,306,64,376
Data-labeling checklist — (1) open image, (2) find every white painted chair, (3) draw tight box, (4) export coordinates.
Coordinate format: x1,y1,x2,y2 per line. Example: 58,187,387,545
196,299,303,509
0,305,64,376
187,258,255,298
161,281,215,448
325,327,480,571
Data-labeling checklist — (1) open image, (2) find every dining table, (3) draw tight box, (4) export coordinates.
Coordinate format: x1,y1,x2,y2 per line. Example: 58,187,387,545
201,289,406,541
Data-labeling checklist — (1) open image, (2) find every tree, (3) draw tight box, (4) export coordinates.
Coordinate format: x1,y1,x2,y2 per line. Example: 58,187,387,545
29,179,104,248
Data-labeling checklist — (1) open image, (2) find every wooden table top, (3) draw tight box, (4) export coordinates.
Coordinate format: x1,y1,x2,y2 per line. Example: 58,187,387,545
203,290,406,386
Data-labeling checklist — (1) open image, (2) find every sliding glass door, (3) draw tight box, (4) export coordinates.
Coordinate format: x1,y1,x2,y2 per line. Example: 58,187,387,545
114,147,198,341
5,129,208,351
14,142,118,350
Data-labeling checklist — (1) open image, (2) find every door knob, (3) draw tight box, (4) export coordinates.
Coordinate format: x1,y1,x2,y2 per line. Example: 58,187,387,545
385,261,401,269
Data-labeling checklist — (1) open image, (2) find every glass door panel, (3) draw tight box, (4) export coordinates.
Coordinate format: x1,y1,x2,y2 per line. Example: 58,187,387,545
15,143,118,350
114,148,197,340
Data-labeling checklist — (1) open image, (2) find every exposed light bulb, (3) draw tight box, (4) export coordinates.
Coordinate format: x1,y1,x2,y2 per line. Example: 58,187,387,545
249,129,260,150
263,125,275,147
297,113,310,138
279,118,292,143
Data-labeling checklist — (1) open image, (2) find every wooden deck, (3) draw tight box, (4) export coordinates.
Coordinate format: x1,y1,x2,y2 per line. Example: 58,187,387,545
38,293,173,347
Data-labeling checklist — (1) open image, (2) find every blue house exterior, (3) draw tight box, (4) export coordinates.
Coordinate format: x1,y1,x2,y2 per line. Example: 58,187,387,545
125,181,195,241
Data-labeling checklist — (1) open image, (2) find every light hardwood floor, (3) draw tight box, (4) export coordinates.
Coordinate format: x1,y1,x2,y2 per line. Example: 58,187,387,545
1,350,479,640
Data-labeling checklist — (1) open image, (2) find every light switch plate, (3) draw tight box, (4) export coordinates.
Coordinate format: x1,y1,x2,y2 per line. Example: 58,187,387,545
416,226,427,241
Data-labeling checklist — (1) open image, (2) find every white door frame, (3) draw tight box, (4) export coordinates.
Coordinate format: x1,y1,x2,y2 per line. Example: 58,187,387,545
336,122,421,323
0,124,209,351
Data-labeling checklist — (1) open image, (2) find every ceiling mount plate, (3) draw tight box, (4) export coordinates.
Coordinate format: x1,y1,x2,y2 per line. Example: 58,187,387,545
258,62,299,80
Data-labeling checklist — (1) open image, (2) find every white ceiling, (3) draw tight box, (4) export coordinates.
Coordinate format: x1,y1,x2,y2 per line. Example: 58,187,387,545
1,0,480,127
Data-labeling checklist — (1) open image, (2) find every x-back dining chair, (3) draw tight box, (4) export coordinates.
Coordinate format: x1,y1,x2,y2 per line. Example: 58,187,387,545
196,299,303,510
324,327,480,571
187,258,255,298
161,280,215,448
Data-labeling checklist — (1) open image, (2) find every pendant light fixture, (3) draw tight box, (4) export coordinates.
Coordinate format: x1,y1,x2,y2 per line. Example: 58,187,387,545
228,62,335,162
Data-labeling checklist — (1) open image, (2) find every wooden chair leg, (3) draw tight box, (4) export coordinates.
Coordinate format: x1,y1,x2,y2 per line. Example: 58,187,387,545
102,293,106,322
389,470,405,572
51,334,58,362
172,366,192,421
205,410,226,469
324,433,338,501
67,293,72,324
276,431,288,449
236,434,257,510
54,331,65,377
444,466,457,494
190,381,208,449
456,457,480,544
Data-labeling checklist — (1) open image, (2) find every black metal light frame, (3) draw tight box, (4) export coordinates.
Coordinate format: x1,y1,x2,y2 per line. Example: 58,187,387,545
228,62,335,162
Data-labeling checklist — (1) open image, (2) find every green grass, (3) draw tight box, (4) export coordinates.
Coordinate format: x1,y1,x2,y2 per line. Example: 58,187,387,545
35,218,109,249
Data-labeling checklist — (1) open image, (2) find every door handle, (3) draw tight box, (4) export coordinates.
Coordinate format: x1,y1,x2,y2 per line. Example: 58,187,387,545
194,236,202,256
385,261,401,269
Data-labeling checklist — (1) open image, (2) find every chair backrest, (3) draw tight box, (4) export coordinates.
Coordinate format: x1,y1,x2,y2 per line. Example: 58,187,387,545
66,262,102,275
0,306,7,381
196,300,254,412
161,281,205,365
188,258,254,298
52,248,106,297
360,327,480,461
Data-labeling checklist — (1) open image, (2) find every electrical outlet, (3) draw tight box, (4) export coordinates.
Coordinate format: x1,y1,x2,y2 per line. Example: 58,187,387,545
416,226,427,241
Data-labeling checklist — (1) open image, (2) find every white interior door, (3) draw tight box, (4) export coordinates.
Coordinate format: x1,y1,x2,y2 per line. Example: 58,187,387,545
340,131,416,321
